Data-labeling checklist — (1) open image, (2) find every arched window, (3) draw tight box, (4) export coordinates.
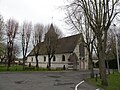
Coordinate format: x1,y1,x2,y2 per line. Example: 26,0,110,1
53,56,56,61
62,55,65,61
44,56,46,62
31,57,33,62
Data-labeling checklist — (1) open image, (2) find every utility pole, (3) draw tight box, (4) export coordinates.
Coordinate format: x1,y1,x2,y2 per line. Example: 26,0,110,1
113,24,120,73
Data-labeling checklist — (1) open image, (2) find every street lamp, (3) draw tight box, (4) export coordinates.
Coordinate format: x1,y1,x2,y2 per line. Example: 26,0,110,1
113,24,120,73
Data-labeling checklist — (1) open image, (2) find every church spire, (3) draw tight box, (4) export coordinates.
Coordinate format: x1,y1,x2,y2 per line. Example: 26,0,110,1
44,23,58,43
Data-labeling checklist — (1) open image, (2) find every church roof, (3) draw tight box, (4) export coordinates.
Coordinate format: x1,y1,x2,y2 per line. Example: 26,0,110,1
28,33,82,56
46,24,55,34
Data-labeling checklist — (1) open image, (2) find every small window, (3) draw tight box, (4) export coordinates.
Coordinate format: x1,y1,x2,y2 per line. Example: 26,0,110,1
53,56,56,61
44,56,46,62
31,57,33,62
62,55,65,61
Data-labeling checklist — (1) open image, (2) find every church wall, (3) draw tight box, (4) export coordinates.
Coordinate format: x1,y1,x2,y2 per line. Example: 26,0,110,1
26,34,89,70
26,53,71,69
73,44,89,70
26,44,89,70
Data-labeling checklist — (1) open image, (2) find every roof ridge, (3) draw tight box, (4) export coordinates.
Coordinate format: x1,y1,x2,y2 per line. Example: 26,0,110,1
59,33,81,40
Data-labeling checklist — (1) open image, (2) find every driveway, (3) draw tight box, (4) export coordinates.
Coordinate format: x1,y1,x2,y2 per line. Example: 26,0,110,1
0,71,100,90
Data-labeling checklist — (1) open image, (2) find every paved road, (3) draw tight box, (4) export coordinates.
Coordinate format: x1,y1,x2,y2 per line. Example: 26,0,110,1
0,71,100,90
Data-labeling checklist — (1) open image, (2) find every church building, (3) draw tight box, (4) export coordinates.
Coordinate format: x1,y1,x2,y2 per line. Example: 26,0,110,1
26,24,89,70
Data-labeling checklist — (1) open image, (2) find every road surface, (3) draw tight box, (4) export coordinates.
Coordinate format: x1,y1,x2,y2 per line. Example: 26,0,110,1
0,71,101,90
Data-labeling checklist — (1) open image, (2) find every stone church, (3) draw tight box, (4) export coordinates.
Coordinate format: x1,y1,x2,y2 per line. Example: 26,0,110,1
26,24,89,70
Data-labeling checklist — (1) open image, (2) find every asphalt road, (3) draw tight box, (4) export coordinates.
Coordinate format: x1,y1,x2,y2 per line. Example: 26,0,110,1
0,71,100,90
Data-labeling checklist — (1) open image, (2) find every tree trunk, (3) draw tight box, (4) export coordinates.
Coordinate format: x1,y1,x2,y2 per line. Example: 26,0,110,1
23,56,25,70
89,53,94,78
35,55,39,70
99,49,108,86
48,55,51,70
7,58,11,71
7,50,11,71
106,60,110,75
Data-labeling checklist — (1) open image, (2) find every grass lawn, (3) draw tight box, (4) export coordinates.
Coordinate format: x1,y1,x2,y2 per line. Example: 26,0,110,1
87,72,120,90
0,64,65,72
0,64,23,72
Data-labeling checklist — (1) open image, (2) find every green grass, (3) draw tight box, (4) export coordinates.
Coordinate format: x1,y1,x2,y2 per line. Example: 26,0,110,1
107,73,120,90
87,72,120,90
0,64,65,72
0,64,23,72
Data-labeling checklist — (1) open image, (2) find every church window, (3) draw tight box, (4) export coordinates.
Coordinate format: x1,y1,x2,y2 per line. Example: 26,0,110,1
53,56,56,61
62,55,65,61
31,57,33,62
44,56,46,62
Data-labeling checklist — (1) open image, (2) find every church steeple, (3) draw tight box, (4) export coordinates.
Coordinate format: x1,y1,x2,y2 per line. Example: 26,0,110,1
47,23,54,34
44,23,58,44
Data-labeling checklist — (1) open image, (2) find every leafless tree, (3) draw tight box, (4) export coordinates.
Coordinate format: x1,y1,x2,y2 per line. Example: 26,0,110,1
21,22,32,70
106,25,120,74
0,14,5,62
0,43,6,63
6,19,19,70
104,28,115,74
0,14,4,41
32,23,44,70
13,44,20,58
65,3,95,78
44,24,62,70
66,0,120,86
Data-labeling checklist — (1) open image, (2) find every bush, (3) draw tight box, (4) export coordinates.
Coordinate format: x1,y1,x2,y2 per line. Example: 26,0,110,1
107,59,118,69
95,59,119,69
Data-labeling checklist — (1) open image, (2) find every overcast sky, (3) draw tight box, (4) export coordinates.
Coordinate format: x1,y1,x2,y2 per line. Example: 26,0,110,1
0,0,72,36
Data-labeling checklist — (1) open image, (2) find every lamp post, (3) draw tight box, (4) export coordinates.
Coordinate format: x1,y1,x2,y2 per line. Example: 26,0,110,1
113,24,120,73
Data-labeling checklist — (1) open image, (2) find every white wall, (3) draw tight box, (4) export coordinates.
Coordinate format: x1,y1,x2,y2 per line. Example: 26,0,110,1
73,44,89,70
26,53,71,69
26,38,89,70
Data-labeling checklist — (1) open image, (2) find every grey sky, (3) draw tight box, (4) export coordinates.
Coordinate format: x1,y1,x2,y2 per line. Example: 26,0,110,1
0,0,71,36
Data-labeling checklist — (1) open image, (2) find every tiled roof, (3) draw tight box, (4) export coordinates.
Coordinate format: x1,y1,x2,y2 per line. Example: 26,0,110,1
28,34,82,56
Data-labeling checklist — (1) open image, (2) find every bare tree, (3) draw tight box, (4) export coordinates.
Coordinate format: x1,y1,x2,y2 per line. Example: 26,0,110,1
6,19,19,70
103,28,115,74
21,22,32,70
106,25,120,74
66,0,119,86
32,23,44,70
65,4,95,78
13,44,20,60
0,14,5,62
0,43,6,63
44,24,62,70
0,14,4,41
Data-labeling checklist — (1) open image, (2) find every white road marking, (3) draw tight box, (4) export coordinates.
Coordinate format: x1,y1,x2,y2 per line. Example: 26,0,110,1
75,80,84,90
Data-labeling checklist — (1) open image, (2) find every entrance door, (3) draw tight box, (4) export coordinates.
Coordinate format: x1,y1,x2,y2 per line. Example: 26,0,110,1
68,53,78,70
